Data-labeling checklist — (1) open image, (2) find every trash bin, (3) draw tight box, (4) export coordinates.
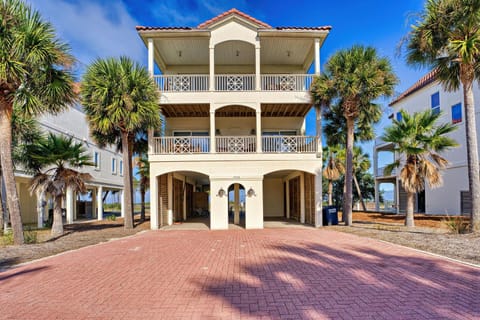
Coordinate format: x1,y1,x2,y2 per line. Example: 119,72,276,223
322,206,338,226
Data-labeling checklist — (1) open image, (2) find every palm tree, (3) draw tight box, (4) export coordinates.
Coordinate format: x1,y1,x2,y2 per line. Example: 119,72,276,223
382,109,458,227
0,0,76,244
81,57,160,229
29,133,92,236
405,0,480,232
323,146,345,206
312,46,397,226
337,146,371,212
136,155,150,221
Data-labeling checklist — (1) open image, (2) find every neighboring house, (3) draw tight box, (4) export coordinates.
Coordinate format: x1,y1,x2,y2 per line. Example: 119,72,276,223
374,70,474,215
13,105,125,227
136,8,331,229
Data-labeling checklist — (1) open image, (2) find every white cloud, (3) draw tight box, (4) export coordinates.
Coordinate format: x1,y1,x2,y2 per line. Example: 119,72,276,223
28,0,146,72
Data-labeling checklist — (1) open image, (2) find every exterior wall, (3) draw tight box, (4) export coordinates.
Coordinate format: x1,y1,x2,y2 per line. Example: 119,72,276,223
14,105,124,225
386,80,480,215
263,178,284,217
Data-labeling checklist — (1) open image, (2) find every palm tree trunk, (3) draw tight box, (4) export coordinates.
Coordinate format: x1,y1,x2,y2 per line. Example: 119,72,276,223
0,99,24,244
121,131,134,229
0,179,4,232
353,174,367,212
140,183,146,221
405,191,415,227
51,195,64,236
328,180,333,206
342,183,346,222
344,117,355,226
461,73,480,232
36,189,45,228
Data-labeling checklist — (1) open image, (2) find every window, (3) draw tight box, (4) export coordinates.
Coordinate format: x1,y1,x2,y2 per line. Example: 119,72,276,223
396,112,402,121
93,151,100,170
111,158,117,174
119,160,123,176
431,92,440,115
452,103,462,124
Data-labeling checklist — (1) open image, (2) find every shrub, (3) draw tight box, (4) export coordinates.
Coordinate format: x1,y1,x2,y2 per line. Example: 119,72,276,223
443,215,470,234
106,214,117,221
23,226,38,244
1,230,14,245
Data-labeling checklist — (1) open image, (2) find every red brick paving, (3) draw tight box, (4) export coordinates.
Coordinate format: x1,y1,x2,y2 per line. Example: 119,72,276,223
0,229,479,319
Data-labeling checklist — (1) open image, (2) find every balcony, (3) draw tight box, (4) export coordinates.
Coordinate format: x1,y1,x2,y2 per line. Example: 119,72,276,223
153,74,314,92
376,166,397,177
151,135,317,154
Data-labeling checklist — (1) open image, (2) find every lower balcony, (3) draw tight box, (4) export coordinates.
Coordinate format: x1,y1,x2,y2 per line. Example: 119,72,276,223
150,136,317,154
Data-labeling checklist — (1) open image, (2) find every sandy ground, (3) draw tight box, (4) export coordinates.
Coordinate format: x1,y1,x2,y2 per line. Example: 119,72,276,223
0,212,478,270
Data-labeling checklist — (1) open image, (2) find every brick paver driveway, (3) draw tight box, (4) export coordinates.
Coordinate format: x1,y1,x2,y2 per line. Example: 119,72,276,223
1,229,479,319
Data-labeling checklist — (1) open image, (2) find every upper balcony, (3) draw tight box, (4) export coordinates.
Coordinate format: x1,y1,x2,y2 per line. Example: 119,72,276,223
153,74,314,93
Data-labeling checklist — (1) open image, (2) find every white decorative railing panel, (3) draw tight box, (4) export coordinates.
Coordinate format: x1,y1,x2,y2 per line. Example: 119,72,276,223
215,75,255,91
216,136,256,153
152,137,210,154
261,74,314,91
262,136,317,153
153,75,209,92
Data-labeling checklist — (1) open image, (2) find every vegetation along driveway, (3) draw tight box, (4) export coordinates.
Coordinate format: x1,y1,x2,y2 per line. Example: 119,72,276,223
1,228,479,319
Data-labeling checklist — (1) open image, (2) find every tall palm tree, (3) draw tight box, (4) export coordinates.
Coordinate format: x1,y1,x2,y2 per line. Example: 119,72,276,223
323,146,345,206
382,109,458,227
337,146,371,212
312,46,397,226
405,0,480,232
29,134,92,236
81,57,160,229
0,0,76,244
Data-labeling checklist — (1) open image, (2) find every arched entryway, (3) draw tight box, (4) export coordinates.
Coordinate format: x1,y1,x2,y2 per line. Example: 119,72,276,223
228,183,246,227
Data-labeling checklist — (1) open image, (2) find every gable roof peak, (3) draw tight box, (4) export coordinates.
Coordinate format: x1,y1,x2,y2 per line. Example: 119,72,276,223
197,8,272,29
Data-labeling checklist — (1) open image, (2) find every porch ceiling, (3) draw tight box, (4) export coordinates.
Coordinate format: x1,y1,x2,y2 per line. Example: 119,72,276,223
160,103,311,118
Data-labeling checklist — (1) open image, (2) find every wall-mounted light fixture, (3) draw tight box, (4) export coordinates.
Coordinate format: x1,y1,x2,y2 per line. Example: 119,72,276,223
178,50,182,57
236,50,240,57
247,187,256,197
287,50,291,57
217,187,226,197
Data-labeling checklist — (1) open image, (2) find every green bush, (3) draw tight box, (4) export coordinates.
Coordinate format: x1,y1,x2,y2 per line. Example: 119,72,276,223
106,214,117,221
1,230,14,245
443,215,470,234
23,226,38,244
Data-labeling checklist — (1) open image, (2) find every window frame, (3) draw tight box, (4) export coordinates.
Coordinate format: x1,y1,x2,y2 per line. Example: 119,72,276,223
451,102,462,124
111,157,117,174
431,92,440,115
93,151,101,171
119,160,123,176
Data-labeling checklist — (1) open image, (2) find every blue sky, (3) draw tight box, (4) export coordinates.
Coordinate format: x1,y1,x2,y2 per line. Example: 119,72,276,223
31,0,429,195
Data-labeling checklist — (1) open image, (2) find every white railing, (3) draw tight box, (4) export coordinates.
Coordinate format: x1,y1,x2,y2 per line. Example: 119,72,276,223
153,75,209,92
262,136,317,153
216,136,256,153
261,74,314,91
151,137,210,154
376,166,397,177
215,74,255,91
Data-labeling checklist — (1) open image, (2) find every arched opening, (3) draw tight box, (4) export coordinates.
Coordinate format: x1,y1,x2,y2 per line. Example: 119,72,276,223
263,169,317,226
227,183,246,228
155,170,210,228
215,105,257,153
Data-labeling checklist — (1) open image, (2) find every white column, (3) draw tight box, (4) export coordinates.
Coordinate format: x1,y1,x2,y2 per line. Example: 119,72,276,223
209,110,216,153
374,181,380,211
286,180,290,219
315,105,322,158
183,180,187,221
120,189,125,218
256,110,262,153
395,180,400,214
210,180,228,230
234,183,240,224
314,38,320,75
209,45,215,91
148,38,154,76
97,186,103,221
300,173,305,224
255,38,261,90
245,179,264,229
167,173,173,225
150,176,159,229
91,188,97,219
315,170,323,227
66,186,74,224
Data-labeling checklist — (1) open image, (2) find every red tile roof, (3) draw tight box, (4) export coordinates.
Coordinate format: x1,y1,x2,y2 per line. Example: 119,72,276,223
136,26,192,31
389,69,438,106
275,26,332,31
197,8,271,29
